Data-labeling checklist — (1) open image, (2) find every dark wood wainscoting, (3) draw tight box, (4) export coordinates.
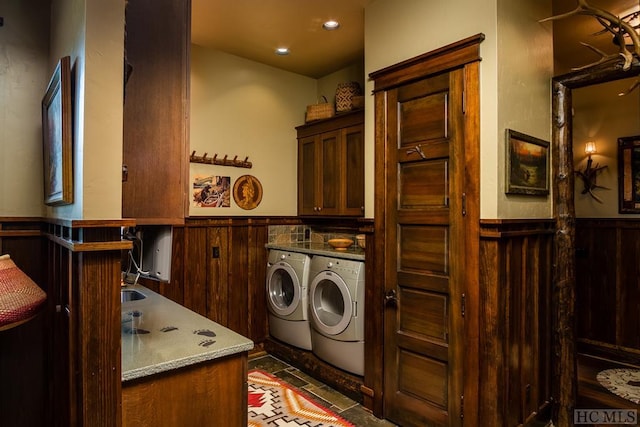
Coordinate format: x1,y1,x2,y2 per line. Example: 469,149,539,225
0,218,45,427
140,217,275,344
575,218,640,359
479,219,555,426
1,217,133,427
44,218,133,427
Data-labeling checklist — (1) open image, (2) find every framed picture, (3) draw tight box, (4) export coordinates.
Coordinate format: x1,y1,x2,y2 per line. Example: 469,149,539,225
505,129,550,196
42,56,73,206
617,135,640,214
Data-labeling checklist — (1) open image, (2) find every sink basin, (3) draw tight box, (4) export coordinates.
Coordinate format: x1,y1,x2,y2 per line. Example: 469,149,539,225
121,289,146,303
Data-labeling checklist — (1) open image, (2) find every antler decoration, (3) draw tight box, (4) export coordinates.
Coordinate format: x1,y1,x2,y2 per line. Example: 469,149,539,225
574,156,609,203
540,0,640,95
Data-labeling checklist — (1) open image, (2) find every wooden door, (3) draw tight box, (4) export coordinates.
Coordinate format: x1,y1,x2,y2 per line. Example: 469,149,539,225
382,69,467,426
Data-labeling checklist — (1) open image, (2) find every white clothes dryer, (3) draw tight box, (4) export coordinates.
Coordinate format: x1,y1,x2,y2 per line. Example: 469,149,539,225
308,255,365,375
266,249,312,350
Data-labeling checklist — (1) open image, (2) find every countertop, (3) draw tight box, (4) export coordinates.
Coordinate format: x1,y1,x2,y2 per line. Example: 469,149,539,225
265,242,365,261
121,285,254,382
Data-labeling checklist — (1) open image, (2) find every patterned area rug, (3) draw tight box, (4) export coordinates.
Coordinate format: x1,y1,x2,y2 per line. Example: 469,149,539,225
596,368,640,404
248,369,354,427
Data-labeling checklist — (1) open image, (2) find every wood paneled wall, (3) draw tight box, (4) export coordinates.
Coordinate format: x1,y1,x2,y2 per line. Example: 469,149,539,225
143,218,271,343
0,218,45,427
479,219,555,426
44,219,133,427
1,217,132,427
575,219,640,357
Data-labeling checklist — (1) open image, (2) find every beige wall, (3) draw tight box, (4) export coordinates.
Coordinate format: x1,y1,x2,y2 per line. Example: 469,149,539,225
0,0,50,216
497,0,553,218
47,0,124,220
189,46,316,216
317,61,365,108
573,77,640,218
364,0,553,219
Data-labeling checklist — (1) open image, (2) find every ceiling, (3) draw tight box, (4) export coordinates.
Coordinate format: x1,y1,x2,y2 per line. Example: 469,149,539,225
191,0,639,79
191,0,371,79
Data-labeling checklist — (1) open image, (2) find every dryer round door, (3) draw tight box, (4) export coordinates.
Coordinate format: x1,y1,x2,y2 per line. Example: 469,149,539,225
309,271,352,336
266,262,300,317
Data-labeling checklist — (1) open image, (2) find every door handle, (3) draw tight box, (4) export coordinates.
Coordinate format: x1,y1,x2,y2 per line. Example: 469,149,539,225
406,145,426,159
384,289,398,307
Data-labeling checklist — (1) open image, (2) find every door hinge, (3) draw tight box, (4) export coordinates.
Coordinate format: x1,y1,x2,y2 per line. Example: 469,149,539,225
462,68,467,115
462,89,466,114
461,192,467,217
461,293,466,317
460,394,464,419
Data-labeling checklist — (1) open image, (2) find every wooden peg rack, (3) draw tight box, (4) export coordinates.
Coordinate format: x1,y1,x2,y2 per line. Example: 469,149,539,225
189,151,253,169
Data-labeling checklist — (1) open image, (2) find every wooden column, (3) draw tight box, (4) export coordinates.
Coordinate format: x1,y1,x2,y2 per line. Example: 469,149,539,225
552,80,577,427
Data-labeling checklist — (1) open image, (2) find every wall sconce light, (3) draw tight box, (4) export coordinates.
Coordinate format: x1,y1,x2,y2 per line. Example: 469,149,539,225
575,141,609,203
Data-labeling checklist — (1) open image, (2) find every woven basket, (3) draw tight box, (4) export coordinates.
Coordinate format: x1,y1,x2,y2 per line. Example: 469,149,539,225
306,96,334,122
0,254,46,330
335,82,362,112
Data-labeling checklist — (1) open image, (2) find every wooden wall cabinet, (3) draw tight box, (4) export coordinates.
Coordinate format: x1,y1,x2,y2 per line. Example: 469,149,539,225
297,110,364,216
122,0,190,224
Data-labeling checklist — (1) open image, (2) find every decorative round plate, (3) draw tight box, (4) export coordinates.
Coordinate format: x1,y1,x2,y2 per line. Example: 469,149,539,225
233,175,263,210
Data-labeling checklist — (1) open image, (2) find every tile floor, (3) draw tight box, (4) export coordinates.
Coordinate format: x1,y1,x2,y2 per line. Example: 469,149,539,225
248,354,397,426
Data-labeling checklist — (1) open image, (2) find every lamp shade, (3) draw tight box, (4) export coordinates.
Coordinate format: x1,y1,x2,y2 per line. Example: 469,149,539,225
585,141,597,155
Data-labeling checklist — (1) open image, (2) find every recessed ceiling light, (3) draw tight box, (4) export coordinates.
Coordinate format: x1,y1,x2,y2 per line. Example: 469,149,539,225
275,47,290,56
323,20,340,30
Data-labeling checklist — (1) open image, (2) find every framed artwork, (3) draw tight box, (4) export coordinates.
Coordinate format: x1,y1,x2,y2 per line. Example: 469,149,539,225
192,175,231,207
505,129,550,196
42,56,73,206
233,175,263,210
617,135,640,214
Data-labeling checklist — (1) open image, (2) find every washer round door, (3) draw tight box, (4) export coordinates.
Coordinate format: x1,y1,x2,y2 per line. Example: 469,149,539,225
266,262,300,317
309,271,352,336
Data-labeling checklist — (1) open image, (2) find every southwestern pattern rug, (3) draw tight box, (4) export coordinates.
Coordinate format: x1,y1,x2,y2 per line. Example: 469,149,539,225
596,368,640,404
248,369,354,427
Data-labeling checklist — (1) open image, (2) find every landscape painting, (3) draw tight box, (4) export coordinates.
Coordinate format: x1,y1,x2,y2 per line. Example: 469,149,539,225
505,129,549,196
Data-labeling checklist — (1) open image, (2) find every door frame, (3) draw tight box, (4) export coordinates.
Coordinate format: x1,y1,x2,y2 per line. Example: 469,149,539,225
551,62,640,425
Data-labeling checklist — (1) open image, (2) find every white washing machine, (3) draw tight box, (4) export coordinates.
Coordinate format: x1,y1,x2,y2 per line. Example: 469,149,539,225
308,255,365,375
266,249,312,350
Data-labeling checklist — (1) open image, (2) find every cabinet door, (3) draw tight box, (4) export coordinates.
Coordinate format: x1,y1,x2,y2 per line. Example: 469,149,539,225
122,0,190,223
298,136,319,215
296,111,364,217
342,124,365,216
319,130,341,216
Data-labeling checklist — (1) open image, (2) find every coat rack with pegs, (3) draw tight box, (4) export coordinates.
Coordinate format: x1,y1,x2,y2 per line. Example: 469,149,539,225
189,151,253,169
